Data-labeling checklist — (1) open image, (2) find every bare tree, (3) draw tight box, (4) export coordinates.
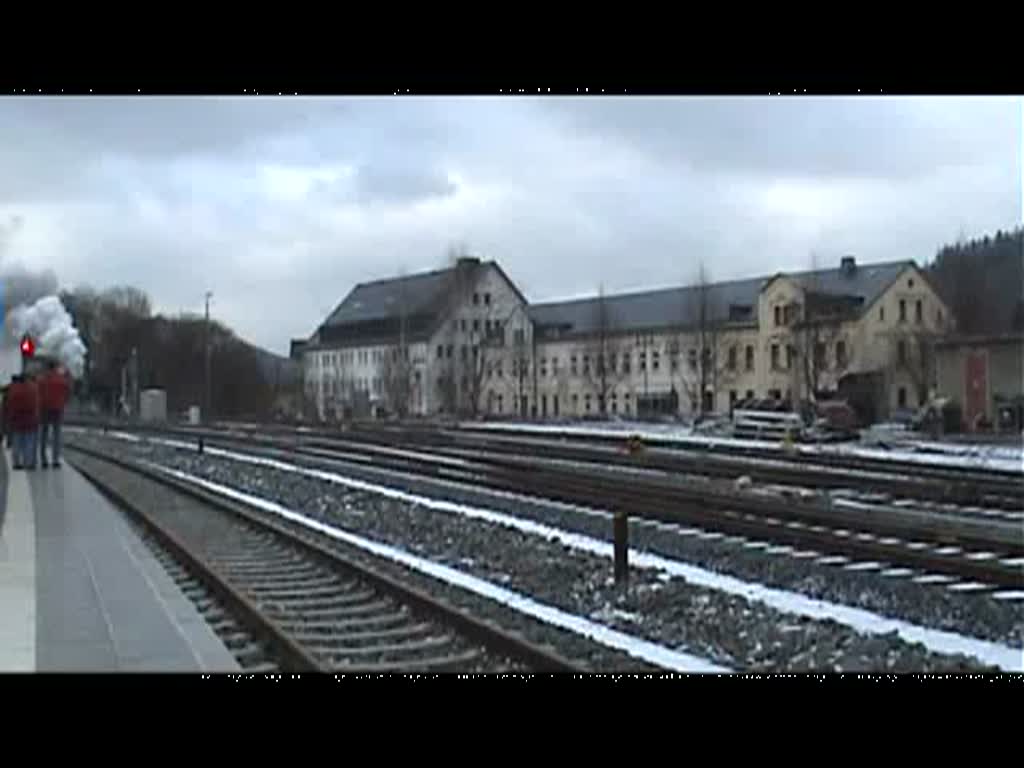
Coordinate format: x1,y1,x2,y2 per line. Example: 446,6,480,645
379,345,413,418
674,261,737,419
376,270,415,418
890,328,938,408
790,253,850,404
580,285,629,416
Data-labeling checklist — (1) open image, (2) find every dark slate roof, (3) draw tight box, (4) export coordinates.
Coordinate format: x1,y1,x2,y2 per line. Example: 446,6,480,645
313,258,522,348
323,267,456,327
529,260,911,338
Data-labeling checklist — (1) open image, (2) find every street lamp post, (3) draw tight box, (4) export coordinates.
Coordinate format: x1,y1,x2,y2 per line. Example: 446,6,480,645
204,291,213,426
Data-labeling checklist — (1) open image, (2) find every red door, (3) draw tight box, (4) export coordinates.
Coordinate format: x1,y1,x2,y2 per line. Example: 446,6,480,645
964,349,988,431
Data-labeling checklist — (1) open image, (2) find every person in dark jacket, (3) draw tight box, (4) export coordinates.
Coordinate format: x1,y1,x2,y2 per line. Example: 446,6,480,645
7,374,40,470
39,362,71,468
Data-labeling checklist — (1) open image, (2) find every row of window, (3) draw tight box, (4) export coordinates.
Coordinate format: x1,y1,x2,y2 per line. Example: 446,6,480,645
768,340,848,371
882,298,937,325
312,346,414,370
529,340,848,378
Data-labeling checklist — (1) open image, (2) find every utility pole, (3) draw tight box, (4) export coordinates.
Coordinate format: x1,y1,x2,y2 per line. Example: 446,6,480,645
204,291,213,425
131,347,139,420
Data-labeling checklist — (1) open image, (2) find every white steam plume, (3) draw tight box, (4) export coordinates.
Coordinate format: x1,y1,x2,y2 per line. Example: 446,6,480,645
7,296,88,378
1,214,88,378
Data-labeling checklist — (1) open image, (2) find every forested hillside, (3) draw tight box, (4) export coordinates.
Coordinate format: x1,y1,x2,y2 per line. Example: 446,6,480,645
926,227,1024,335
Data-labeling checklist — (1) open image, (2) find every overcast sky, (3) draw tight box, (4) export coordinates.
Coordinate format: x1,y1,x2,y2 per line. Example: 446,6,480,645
1,96,1020,355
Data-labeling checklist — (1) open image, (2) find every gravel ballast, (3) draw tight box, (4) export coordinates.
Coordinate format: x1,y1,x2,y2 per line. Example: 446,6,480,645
68,433,1022,672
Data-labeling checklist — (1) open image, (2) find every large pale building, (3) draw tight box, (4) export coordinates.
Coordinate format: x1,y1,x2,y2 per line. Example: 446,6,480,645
296,254,953,422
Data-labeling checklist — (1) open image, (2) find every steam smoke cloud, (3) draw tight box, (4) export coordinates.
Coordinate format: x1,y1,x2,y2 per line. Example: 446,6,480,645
7,296,88,378
1,214,88,378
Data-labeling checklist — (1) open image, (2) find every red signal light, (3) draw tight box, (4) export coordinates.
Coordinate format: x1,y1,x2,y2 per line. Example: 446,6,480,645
20,335,35,357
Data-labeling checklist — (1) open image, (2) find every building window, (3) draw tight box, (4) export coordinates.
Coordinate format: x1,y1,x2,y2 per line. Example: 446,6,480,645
583,355,591,375
513,328,525,345
473,319,480,332
638,351,646,371
571,355,578,376
786,345,795,369
473,293,480,305
836,340,847,369
908,278,914,288
879,305,885,322
497,362,503,378
898,387,907,408
814,342,826,369
652,350,661,371
446,345,453,359
540,358,547,377
551,357,559,375
572,393,579,413
461,319,467,332
915,299,923,324
611,394,618,414
727,345,737,371
899,299,907,323
745,345,754,372
461,345,468,361
608,353,617,373
745,389,754,400
584,394,592,413
774,306,782,327
484,293,491,306
771,344,780,370
622,354,630,374
688,349,697,371
898,339,907,365
497,394,503,414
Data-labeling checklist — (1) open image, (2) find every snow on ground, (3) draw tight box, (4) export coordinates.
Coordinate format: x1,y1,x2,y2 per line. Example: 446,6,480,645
106,431,1024,671
469,421,1023,474
147,461,730,674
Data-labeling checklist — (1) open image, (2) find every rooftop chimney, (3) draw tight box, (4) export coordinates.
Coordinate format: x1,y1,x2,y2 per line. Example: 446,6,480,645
840,255,856,276
456,255,481,269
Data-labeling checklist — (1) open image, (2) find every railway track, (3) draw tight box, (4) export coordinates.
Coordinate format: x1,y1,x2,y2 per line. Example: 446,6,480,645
66,443,587,674
68,418,1024,510
73,426,1024,593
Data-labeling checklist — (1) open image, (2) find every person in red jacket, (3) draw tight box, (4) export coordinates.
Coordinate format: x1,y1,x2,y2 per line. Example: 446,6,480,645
7,374,40,470
39,362,71,469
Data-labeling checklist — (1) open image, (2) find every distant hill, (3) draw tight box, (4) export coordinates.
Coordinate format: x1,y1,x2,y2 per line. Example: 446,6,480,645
243,342,299,388
926,227,1024,335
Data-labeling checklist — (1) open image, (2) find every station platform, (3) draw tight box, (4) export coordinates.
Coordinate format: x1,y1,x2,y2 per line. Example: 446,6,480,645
0,449,240,673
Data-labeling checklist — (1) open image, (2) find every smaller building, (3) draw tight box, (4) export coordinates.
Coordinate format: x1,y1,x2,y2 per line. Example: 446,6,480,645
936,332,1024,432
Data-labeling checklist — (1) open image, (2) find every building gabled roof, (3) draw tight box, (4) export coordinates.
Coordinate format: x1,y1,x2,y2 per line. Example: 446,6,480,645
529,259,912,338
322,267,456,328
313,258,528,348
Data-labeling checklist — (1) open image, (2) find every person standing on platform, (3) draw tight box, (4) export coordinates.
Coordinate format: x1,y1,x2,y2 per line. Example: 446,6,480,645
6,374,39,470
39,362,71,468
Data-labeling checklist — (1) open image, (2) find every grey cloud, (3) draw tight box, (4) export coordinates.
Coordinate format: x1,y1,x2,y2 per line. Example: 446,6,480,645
3,97,340,159
0,96,1019,355
542,97,1019,180
349,164,457,205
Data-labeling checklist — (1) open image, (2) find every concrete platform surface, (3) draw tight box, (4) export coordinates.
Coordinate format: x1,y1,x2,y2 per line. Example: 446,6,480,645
0,449,240,672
